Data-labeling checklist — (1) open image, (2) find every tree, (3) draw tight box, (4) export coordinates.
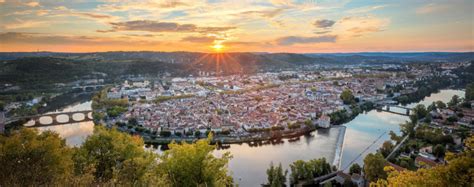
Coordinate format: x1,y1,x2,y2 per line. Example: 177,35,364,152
349,163,362,175
433,144,445,158
194,130,202,137
400,121,415,138
0,128,74,185
373,136,474,186
389,131,402,144
266,162,287,187
410,104,428,123
427,102,437,112
363,153,387,183
448,95,460,107
157,135,233,186
466,83,474,101
0,100,4,111
289,158,332,184
73,126,157,184
340,89,355,104
379,141,394,158
435,101,446,109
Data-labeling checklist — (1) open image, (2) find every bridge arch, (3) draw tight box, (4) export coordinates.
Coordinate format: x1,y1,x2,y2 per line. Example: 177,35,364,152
72,113,85,121
39,116,54,125
56,114,70,123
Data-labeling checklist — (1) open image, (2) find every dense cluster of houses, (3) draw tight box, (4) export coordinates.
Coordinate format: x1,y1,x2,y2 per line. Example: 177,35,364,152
105,71,416,137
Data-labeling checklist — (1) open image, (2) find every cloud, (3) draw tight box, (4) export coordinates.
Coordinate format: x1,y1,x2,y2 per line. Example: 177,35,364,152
275,35,337,45
181,36,217,43
314,31,331,35
313,19,335,28
348,27,383,34
416,3,449,14
3,20,48,29
239,8,285,18
346,5,387,14
97,1,191,12
337,16,389,36
71,12,113,19
25,1,39,7
0,32,161,45
107,20,236,33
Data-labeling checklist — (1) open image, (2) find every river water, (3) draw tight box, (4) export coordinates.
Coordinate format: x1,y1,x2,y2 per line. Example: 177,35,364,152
33,89,464,186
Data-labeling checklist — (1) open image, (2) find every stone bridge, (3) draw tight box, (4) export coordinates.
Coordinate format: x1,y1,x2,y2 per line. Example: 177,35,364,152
20,110,94,127
72,85,106,92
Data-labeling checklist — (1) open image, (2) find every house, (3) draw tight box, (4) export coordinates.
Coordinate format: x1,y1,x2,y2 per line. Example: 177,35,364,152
415,156,439,168
318,115,331,128
419,145,433,154
351,173,365,187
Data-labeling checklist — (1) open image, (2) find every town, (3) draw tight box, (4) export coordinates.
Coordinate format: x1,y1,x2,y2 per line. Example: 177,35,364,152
86,62,471,146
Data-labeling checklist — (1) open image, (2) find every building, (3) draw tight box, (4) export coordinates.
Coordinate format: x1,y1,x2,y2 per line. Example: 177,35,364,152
415,155,439,168
318,114,331,128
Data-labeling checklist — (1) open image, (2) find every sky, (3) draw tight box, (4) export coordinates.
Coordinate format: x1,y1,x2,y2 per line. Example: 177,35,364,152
0,0,473,53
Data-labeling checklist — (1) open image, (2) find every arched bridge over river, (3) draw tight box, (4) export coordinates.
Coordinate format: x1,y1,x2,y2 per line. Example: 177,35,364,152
11,110,94,128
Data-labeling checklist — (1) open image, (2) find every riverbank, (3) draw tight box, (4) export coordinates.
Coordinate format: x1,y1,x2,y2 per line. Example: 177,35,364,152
144,126,318,145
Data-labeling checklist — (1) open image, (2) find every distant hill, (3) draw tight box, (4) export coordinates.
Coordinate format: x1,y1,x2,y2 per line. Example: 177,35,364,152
0,52,473,89
304,52,474,64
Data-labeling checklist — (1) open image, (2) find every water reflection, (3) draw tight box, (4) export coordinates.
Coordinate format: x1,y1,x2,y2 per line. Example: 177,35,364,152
31,89,464,185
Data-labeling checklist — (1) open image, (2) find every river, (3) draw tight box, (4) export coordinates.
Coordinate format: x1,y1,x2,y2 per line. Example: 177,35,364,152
33,89,464,186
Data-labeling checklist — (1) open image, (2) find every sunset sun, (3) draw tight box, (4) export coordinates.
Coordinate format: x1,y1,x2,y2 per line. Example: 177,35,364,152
211,44,224,52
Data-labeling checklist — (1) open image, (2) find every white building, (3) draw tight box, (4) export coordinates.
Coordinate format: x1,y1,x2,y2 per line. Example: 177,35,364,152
318,115,331,128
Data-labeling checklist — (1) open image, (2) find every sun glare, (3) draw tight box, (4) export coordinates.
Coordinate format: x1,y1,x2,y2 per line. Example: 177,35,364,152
211,44,224,52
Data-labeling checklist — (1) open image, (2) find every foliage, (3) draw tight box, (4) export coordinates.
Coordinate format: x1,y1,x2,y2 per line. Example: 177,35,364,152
157,135,233,187
106,105,127,117
435,101,446,109
160,131,172,137
0,128,74,186
414,124,453,145
400,121,415,138
372,136,474,186
289,157,333,184
432,144,445,158
363,153,387,183
340,89,355,105
448,95,461,107
466,83,474,101
379,141,394,158
349,163,362,175
266,162,287,187
73,126,157,184
410,104,428,123
389,131,402,144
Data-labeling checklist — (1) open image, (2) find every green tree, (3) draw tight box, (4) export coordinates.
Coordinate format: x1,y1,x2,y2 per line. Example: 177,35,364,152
73,126,157,184
363,153,387,183
157,135,233,186
433,144,445,158
379,141,394,158
448,95,460,107
340,89,355,104
0,100,5,111
349,163,362,175
0,128,74,185
435,101,446,109
289,158,332,184
389,131,402,144
400,121,415,138
374,136,474,186
466,83,474,101
427,102,437,112
194,130,202,137
266,162,287,187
